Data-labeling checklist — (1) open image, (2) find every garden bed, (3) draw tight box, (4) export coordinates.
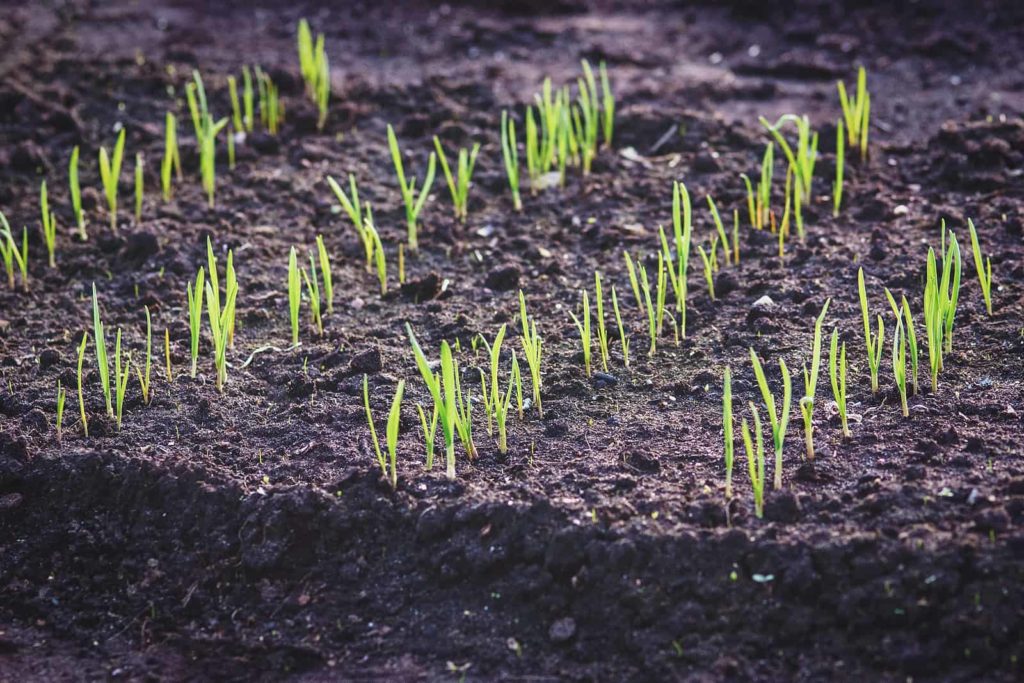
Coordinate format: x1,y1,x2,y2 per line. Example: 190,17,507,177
1,0,1023,680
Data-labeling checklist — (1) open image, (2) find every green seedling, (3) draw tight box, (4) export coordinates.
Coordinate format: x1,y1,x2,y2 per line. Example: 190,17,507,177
858,267,885,393
893,317,909,418
363,212,387,295
829,328,850,438
205,272,237,392
76,332,89,437
40,181,56,267
599,61,614,148
255,66,282,135
741,142,774,229
800,299,831,461
316,235,333,315
923,226,962,391
326,174,375,270
227,125,235,170
968,219,993,315
242,66,255,132
741,404,766,519
287,247,301,344
387,124,436,251
696,244,716,301
92,284,113,416
434,137,480,223
301,252,323,336
885,289,920,396
518,291,544,417
161,112,181,201
363,375,404,490
569,289,592,377
0,216,28,291
407,325,461,480
480,324,506,430
228,74,243,133
611,285,630,368
187,266,206,377
186,71,229,208
136,306,153,405
837,66,870,160
205,238,238,348
760,115,817,204
134,153,144,223
624,250,643,314
675,183,694,332
452,355,476,461
939,224,962,354
98,127,127,231
500,110,523,211
723,367,734,500
69,146,86,240
527,78,566,184
637,256,658,356
594,272,610,372
707,195,732,266
165,328,173,383
296,20,330,128
56,380,66,443
416,402,439,469
481,327,515,454
833,119,844,217
750,348,791,491
113,329,131,431
511,351,525,420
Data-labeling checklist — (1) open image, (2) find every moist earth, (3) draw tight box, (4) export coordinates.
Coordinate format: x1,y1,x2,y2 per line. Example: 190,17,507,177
1,0,1024,681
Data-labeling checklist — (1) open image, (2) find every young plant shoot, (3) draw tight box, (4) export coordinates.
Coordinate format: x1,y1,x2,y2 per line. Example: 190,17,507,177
0,216,28,291
569,289,592,377
968,219,993,315
92,284,113,417
76,332,89,437
186,71,229,208
500,110,523,211
187,267,206,377
113,329,131,431
750,348,791,491
760,114,817,205
742,403,766,519
316,235,334,315
893,317,909,418
594,272,610,372
829,328,851,438
518,291,544,418
723,367,734,500
363,375,404,490
56,380,66,443
800,299,830,461
136,306,153,405
161,112,181,201
69,146,86,240
98,128,127,231
287,247,301,344
837,66,870,160
387,124,436,251
40,181,57,267
858,267,884,394
434,137,480,223
611,285,630,368
833,119,844,217
134,153,144,223
408,324,461,480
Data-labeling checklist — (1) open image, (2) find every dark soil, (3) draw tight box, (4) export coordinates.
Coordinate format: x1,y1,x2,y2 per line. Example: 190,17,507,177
2,0,1024,680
